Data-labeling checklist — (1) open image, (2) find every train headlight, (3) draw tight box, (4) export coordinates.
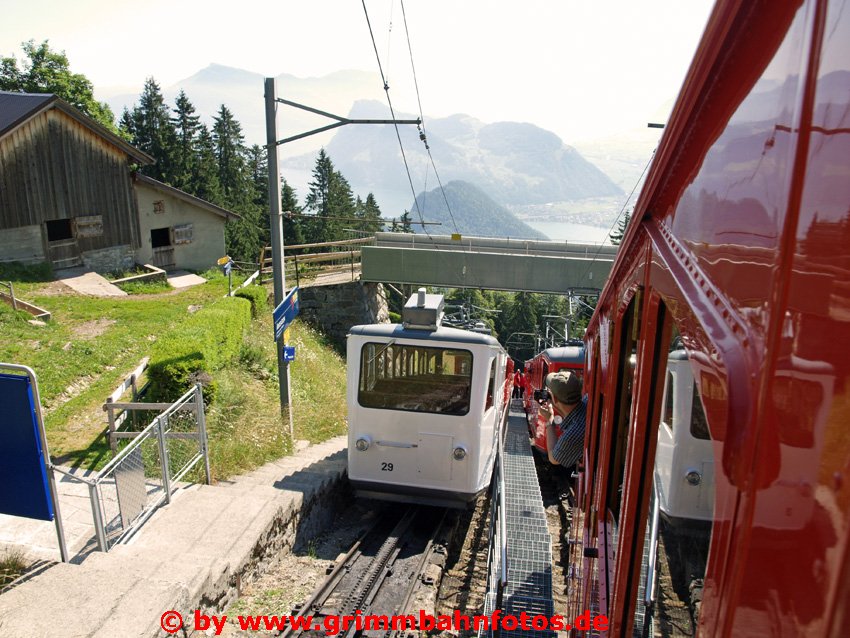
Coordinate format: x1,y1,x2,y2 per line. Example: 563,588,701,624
685,470,702,486
452,446,468,461
355,436,371,452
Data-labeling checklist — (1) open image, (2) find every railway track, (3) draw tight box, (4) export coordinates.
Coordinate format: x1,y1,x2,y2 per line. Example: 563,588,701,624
281,505,449,638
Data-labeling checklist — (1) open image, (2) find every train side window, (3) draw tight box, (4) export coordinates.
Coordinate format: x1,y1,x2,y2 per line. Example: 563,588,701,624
358,342,473,415
690,381,711,440
662,372,674,431
485,358,496,410
605,290,642,523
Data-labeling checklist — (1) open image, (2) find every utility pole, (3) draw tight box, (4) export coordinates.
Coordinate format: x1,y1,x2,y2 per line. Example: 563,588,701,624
263,77,420,424
265,78,293,436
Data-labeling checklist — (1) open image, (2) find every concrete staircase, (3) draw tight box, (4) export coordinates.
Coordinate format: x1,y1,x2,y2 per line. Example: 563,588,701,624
0,437,349,638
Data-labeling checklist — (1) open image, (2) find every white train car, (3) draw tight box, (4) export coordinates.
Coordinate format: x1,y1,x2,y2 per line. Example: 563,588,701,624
347,290,509,507
654,350,715,523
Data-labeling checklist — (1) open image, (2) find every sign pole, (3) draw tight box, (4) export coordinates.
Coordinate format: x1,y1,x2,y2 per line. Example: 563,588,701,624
265,78,294,438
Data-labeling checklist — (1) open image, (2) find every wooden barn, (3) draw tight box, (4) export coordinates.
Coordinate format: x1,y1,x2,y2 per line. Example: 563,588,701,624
0,91,153,271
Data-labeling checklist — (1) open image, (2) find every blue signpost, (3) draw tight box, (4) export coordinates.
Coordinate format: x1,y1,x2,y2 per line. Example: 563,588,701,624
0,364,68,561
273,286,300,341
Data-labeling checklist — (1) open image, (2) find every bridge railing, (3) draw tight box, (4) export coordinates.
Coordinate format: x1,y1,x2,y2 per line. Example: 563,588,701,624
258,237,375,286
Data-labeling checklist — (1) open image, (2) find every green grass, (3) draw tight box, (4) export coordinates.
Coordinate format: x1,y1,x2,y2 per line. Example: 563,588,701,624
114,278,172,294
0,262,348,478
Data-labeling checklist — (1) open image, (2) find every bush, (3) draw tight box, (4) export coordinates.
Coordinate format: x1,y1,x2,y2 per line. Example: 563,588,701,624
388,311,401,323
147,297,252,403
234,285,269,318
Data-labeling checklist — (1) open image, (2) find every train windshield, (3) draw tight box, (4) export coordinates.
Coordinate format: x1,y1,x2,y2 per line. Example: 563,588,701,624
358,342,473,415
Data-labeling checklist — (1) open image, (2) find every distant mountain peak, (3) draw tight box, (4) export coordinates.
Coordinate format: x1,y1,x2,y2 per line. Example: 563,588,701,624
411,180,548,241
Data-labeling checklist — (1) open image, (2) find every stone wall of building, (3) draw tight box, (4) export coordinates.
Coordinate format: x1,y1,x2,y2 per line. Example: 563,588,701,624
298,281,389,349
81,245,135,273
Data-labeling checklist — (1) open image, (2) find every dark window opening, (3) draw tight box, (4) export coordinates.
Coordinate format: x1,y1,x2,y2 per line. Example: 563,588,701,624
663,371,675,429
151,227,171,248
45,219,73,242
690,381,711,440
485,359,497,410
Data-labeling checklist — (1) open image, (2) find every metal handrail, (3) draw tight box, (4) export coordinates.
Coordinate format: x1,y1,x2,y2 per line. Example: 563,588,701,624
96,385,195,478
644,480,662,608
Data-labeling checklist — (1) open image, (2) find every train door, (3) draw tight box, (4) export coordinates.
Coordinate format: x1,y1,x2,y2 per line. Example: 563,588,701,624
613,306,716,637
598,289,644,620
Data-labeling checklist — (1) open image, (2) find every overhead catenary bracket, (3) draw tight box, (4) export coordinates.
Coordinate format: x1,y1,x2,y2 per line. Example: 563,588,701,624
273,97,420,146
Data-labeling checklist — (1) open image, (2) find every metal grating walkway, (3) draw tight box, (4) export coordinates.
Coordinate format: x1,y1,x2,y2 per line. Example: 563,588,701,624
481,409,557,637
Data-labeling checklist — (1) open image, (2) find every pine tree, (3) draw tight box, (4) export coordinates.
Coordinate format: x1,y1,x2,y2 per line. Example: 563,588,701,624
281,179,305,251
399,210,413,233
304,149,347,243
503,292,540,360
170,90,201,190
191,125,222,204
356,192,384,233
1,40,116,130
246,144,268,209
610,210,632,246
328,169,356,242
212,104,250,207
130,77,177,182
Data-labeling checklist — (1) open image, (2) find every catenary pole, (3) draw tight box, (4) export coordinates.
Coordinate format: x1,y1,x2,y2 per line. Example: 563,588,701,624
264,77,419,433
265,78,293,437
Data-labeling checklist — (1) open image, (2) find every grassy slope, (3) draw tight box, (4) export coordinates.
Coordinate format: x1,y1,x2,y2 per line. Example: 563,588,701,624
0,265,347,479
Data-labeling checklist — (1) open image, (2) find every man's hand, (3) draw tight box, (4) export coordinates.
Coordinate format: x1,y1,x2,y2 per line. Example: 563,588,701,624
537,402,554,426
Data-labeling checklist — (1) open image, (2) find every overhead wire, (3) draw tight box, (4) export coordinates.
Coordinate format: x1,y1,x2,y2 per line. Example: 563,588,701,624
361,0,435,241
399,0,460,235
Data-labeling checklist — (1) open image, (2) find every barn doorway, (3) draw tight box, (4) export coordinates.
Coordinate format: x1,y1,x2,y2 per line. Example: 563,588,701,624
150,227,175,268
44,218,81,270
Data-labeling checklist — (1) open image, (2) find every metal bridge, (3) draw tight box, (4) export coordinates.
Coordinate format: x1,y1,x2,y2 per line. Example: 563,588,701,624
259,232,617,294
362,233,617,294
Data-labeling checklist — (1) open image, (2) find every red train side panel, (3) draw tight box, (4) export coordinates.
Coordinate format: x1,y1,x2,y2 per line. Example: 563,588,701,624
572,0,850,635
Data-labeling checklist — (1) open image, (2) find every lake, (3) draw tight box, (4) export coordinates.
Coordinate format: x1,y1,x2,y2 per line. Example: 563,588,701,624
524,220,613,245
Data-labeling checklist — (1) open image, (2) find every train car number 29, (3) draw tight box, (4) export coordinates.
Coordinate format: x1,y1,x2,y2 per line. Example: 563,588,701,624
381,462,394,472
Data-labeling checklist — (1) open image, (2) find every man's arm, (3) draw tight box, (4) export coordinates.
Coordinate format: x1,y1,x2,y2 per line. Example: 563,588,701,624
546,421,561,465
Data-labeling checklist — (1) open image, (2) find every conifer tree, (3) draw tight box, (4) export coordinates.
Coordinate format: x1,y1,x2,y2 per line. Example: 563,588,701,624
170,90,201,190
399,210,413,233
503,292,540,360
212,104,250,208
610,210,632,246
304,149,346,243
130,77,177,182
355,193,384,233
282,179,305,249
191,124,222,204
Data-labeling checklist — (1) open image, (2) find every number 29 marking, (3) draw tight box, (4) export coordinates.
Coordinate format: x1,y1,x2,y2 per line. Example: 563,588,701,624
381,462,394,472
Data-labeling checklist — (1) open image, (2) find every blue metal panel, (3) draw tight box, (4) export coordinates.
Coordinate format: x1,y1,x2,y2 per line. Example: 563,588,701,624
273,286,300,340
0,372,54,521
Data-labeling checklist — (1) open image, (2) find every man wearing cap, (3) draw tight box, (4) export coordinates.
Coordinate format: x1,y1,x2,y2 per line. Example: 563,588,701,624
539,370,588,468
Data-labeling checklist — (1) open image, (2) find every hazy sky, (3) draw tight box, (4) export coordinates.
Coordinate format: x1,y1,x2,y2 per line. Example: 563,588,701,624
1,0,716,143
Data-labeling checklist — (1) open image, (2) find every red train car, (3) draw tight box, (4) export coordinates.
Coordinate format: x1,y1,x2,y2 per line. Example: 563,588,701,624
568,0,850,635
524,345,585,453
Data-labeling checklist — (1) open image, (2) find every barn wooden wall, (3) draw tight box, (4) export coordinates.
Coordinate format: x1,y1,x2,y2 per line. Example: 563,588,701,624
0,109,141,251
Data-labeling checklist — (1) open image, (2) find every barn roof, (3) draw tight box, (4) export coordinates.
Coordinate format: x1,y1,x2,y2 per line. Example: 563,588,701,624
133,173,241,221
0,91,153,165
